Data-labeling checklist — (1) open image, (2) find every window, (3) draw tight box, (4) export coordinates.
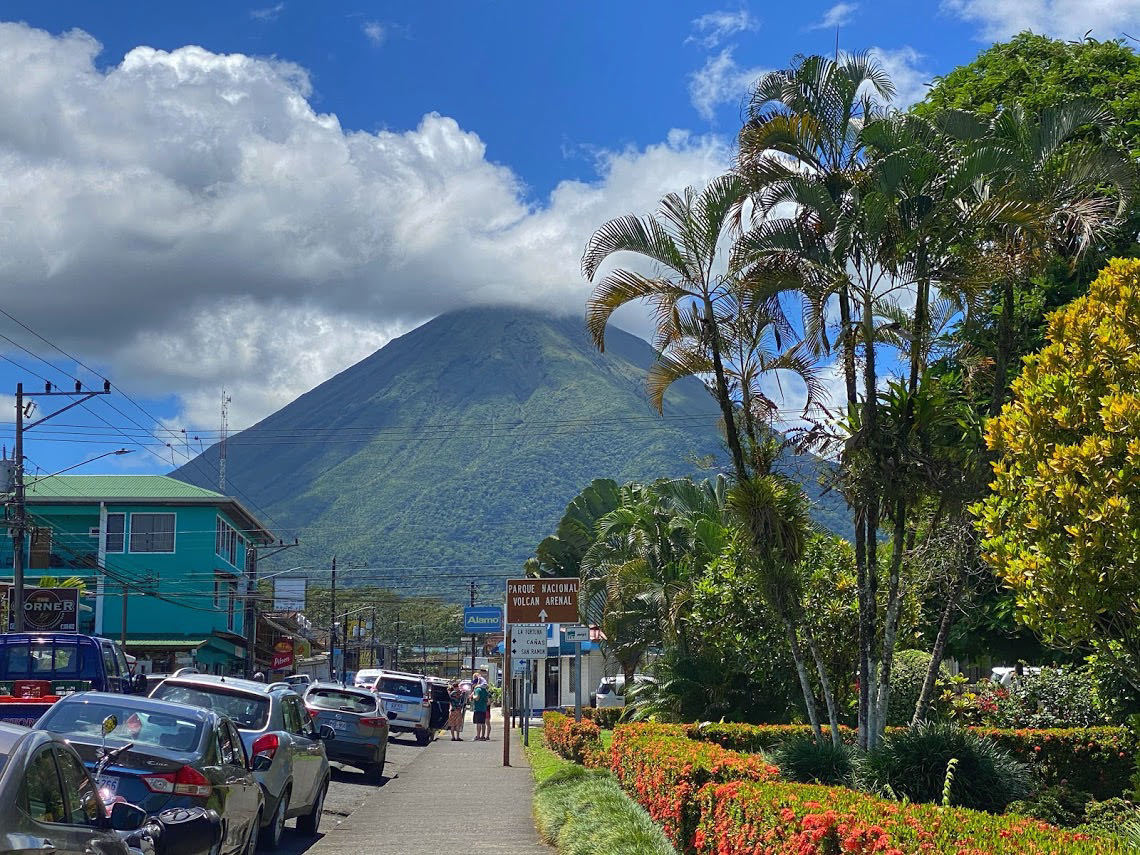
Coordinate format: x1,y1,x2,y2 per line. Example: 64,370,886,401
100,644,119,680
281,697,307,736
29,528,52,570
20,747,65,823
105,513,125,554
213,574,222,608
150,683,269,730
226,721,248,767
129,513,175,553
39,700,204,754
226,582,236,632
217,723,237,766
215,517,241,566
56,749,100,826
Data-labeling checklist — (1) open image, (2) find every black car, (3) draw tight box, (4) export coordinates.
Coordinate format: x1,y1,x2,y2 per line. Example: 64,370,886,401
36,692,263,855
0,720,150,854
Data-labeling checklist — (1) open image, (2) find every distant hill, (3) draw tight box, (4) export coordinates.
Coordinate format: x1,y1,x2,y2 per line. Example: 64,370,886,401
172,307,850,599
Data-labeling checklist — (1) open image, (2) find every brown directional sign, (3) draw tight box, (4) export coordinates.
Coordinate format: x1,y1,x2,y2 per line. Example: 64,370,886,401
505,577,580,624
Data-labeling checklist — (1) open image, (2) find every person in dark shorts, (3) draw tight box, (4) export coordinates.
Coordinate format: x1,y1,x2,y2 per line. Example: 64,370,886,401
471,679,490,740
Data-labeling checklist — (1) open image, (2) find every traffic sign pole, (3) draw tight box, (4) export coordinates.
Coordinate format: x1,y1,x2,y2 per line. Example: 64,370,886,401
502,624,511,767
574,641,582,723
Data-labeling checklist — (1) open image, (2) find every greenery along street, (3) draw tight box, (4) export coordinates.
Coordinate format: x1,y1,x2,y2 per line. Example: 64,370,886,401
526,31,1140,854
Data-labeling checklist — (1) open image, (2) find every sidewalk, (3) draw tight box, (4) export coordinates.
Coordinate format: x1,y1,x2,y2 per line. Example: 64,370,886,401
308,714,551,853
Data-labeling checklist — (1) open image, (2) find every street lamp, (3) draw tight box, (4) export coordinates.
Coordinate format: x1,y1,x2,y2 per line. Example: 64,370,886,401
24,449,133,486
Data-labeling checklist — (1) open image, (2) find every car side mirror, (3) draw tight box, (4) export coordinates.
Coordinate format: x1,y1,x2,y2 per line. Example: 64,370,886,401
108,801,146,831
131,673,148,695
251,754,273,772
318,724,336,741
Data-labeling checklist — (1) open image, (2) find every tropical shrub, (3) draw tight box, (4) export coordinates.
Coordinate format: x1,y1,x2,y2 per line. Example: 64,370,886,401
987,667,1113,728
855,722,1032,812
1008,784,1092,827
978,727,1137,799
686,721,857,753
691,779,1124,854
594,707,622,729
608,723,777,846
1082,797,1139,833
770,735,854,785
887,649,949,725
544,712,603,766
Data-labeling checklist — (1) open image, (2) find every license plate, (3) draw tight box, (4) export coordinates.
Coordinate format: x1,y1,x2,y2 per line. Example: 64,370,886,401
386,702,405,712
97,776,119,796
331,719,349,730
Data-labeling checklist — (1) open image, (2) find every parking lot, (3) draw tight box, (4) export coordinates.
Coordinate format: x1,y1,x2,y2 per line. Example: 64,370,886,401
275,732,431,855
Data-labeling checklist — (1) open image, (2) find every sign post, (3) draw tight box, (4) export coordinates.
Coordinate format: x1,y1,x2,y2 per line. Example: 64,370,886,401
563,625,589,723
502,624,511,767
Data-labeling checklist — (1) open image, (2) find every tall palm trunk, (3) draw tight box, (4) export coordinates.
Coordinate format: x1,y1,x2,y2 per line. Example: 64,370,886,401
913,567,963,724
783,619,823,741
860,292,881,747
704,296,748,479
805,625,842,746
875,274,929,737
989,277,1015,417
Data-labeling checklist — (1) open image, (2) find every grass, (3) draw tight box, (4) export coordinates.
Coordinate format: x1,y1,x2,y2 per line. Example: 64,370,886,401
525,740,677,855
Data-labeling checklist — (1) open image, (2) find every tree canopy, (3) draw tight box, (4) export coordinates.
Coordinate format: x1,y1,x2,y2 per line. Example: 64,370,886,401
976,258,1140,687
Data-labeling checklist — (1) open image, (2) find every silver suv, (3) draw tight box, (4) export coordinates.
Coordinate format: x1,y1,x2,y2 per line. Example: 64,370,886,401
150,674,333,850
365,670,443,745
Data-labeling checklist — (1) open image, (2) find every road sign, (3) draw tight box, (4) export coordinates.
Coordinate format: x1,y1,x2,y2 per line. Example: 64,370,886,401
505,577,580,624
463,606,503,633
563,625,589,643
510,624,548,659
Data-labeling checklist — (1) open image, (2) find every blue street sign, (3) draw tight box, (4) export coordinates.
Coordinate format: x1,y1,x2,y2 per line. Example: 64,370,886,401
463,606,503,633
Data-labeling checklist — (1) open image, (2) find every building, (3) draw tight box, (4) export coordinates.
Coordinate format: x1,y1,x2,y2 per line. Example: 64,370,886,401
0,474,273,674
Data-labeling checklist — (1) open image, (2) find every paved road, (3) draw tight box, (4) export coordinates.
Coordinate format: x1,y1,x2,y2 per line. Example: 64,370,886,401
275,732,430,855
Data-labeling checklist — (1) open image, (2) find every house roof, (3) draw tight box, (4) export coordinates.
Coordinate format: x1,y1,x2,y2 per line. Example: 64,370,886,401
27,475,224,500
25,475,274,543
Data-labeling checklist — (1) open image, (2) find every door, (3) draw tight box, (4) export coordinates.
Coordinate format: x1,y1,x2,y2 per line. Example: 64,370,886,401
17,744,127,855
221,721,261,852
281,696,322,811
545,658,560,710
99,643,125,694
210,724,242,855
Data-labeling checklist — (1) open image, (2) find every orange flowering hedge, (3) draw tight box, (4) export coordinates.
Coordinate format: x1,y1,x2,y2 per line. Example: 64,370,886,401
692,779,1124,855
543,711,603,766
609,722,779,847
688,722,1136,798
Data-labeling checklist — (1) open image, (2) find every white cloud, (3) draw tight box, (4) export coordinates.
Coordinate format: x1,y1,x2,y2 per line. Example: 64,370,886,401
810,2,859,29
689,48,768,121
0,23,730,428
250,3,285,22
869,46,931,108
362,21,386,46
687,9,760,48
943,0,1140,40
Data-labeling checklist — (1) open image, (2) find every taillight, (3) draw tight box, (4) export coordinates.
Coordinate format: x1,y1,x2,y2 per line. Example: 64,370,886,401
421,697,431,707
305,706,319,720
143,765,212,797
251,733,279,761
359,717,386,727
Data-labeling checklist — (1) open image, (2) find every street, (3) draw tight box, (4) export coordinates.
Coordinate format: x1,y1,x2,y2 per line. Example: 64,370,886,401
275,733,430,855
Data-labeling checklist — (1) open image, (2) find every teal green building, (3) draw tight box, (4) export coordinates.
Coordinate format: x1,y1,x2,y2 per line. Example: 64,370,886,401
0,475,274,674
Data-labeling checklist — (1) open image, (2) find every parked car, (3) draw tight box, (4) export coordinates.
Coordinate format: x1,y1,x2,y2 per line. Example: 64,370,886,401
0,720,155,854
352,668,382,690
303,683,393,782
363,670,438,745
282,674,312,690
0,633,147,726
594,675,655,709
149,673,334,850
35,692,260,855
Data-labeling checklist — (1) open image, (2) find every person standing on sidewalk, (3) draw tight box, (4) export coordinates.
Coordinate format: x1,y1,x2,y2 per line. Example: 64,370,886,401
447,680,466,740
471,679,490,740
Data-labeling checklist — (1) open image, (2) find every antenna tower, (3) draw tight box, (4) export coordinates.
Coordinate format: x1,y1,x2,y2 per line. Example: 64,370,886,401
219,388,232,492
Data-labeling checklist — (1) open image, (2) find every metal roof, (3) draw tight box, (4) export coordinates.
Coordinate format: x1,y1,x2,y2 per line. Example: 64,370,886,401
26,475,224,500
24,475,274,542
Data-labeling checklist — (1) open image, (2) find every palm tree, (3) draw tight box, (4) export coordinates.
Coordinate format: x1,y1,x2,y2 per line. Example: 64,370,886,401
582,175,751,479
949,100,1135,415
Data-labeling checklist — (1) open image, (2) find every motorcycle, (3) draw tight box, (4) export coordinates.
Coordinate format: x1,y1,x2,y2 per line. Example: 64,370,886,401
94,715,224,855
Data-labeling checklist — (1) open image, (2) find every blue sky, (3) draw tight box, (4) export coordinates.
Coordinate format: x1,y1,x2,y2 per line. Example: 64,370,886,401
0,0,1137,479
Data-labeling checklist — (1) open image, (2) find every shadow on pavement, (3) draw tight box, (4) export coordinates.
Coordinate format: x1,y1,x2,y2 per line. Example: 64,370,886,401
330,765,392,786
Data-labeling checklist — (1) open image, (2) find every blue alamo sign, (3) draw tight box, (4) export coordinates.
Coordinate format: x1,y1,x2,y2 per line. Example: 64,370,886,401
463,606,503,633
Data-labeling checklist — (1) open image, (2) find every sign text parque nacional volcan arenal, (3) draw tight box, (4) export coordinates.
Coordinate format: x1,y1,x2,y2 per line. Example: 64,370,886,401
505,577,579,624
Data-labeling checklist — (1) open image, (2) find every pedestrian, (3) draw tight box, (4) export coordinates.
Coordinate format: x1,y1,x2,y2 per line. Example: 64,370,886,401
447,680,465,740
471,677,490,741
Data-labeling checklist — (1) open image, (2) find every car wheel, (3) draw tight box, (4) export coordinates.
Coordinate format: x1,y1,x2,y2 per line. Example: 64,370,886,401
297,779,327,836
259,787,288,851
365,759,384,784
414,729,432,746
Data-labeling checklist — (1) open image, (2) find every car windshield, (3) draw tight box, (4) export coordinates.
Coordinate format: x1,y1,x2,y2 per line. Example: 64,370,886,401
307,689,376,713
39,700,204,754
151,683,270,730
375,678,422,698
3,641,97,682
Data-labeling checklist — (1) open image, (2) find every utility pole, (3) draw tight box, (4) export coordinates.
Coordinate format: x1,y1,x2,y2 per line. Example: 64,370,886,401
244,539,300,678
394,612,401,670
469,580,477,676
329,556,337,681
120,581,128,647
420,621,426,674
369,606,376,667
11,380,111,632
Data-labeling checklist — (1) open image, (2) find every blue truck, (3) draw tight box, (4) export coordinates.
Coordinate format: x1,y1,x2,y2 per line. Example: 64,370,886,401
0,633,147,726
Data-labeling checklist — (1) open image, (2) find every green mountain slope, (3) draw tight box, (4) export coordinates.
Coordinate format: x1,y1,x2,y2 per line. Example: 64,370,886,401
173,307,850,597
